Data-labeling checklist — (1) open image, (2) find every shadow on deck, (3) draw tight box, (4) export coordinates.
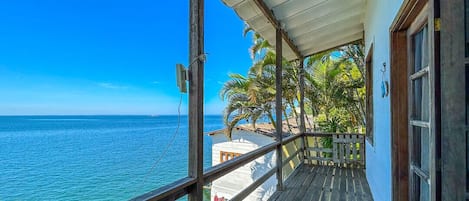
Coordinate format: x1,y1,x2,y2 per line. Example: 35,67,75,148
268,165,373,201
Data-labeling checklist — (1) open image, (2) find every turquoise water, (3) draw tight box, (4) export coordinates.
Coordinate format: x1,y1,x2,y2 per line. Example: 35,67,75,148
0,115,223,201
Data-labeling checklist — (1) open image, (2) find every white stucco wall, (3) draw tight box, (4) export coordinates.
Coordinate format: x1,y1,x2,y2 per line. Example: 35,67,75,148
363,1,404,201
210,130,276,201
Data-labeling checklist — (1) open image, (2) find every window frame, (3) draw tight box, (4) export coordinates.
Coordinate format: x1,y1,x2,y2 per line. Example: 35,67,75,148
219,151,241,163
365,44,374,146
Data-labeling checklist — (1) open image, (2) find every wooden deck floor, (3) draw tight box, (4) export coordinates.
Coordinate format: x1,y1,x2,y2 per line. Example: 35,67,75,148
268,165,373,201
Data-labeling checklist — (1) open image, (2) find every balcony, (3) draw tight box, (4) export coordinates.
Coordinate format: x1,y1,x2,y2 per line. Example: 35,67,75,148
132,133,373,201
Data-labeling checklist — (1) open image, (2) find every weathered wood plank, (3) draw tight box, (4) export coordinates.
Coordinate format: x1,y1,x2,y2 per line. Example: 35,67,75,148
292,166,317,200
330,167,342,201
345,136,351,165
341,135,346,166
345,168,356,201
307,156,333,163
307,147,333,153
131,177,196,201
359,143,365,167
352,168,363,199
321,166,333,201
305,166,327,201
356,170,373,200
304,132,363,137
351,135,357,163
282,167,310,200
334,137,364,143
268,165,373,201
333,135,338,164
275,27,284,191
440,0,466,200
339,168,347,201
188,0,204,200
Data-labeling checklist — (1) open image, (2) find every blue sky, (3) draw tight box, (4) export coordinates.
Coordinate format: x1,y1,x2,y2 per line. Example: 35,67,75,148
0,0,253,115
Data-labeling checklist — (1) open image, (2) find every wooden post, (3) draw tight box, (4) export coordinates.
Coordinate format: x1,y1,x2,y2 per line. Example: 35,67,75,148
298,58,306,164
440,0,466,199
275,28,283,191
188,0,204,200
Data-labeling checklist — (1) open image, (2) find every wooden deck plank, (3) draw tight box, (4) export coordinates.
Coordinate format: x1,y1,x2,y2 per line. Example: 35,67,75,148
320,166,333,201
302,165,326,201
345,168,357,201
279,166,310,201
268,165,373,201
330,167,341,201
274,165,304,201
339,168,347,201
292,166,317,200
355,169,373,201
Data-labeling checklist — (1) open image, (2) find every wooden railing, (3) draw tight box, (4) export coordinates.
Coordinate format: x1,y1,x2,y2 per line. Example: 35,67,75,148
131,132,365,201
304,132,365,168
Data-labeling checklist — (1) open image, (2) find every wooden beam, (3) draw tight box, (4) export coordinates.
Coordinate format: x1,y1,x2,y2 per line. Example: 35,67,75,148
299,59,305,134
130,177,197,201
275,27,284,191
188,0,204,200
390,30,409,201
253,0,303,59
298,58,306,164
439,0,466,199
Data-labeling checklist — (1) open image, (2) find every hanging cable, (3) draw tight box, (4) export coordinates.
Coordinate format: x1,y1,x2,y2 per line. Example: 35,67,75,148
138,93,184,189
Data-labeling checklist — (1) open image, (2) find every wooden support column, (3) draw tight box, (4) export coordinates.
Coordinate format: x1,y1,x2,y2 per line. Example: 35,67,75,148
275,28,283,191
440,0,466,199
188,0,204,200
298,58,306,164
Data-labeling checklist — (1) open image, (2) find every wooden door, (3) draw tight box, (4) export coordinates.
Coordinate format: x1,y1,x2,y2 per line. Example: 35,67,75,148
407,5,435,201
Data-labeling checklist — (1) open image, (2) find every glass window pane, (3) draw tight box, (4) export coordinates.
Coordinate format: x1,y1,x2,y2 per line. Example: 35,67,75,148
412,174,422,201
413,26,429,73
412,126,430,173
420,177,430,201
422,26,429,68
412,172,430,201
414,30,423,73
412,75,430,122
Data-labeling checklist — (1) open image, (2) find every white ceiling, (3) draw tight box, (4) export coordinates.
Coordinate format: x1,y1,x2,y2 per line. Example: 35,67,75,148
222,0,366,60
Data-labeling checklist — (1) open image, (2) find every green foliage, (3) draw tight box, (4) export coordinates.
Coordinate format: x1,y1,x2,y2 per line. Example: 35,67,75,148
220,27,366,140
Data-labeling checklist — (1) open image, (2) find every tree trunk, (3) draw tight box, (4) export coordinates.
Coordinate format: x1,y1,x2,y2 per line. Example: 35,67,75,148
288,100,299,126
267,113,276,129
283,107,293,133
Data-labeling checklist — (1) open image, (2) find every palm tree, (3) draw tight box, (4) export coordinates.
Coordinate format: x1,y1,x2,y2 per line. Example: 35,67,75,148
221,27,366,138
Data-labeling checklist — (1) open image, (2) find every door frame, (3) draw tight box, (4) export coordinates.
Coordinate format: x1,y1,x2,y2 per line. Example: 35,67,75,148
391,0,467,200
390,0,433,200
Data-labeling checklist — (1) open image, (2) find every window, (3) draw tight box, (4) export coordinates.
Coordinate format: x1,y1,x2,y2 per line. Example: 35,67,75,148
366,44,374,145
219,151,241,163
410,25,431,201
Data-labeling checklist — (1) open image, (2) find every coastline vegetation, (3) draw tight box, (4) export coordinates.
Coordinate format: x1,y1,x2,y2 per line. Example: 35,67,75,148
220,26,366,139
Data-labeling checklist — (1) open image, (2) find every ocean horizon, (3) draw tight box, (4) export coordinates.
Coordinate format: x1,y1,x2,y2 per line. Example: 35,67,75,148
0,115,224,200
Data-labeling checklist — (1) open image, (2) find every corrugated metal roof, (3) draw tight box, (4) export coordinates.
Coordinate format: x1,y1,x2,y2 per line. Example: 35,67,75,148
222,0,366,60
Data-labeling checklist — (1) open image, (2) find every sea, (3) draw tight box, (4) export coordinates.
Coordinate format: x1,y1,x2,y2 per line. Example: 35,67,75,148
0,115,225,201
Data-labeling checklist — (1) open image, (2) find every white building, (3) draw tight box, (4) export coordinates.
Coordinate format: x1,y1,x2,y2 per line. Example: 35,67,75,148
209,127,278,201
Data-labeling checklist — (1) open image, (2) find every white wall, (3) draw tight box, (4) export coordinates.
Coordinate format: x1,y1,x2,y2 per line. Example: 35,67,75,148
210,130,276,201
363,1,404,201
